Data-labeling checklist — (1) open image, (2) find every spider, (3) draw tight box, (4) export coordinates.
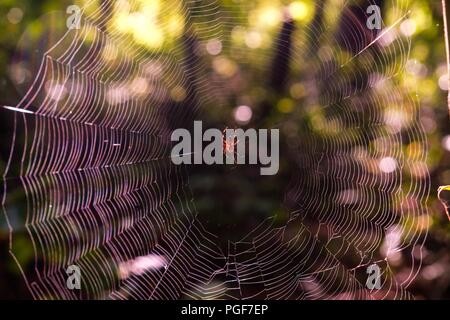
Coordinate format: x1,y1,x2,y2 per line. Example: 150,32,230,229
222,127,241,164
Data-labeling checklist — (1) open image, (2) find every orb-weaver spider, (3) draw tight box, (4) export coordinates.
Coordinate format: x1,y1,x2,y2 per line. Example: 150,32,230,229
222,127,242,164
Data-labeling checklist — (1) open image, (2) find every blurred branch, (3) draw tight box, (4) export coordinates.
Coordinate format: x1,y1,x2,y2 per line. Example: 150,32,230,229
268,17,295,93
442,0,450,116
254,16,295,125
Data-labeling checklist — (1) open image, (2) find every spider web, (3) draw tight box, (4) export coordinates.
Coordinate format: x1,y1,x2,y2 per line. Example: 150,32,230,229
1,0,429,300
